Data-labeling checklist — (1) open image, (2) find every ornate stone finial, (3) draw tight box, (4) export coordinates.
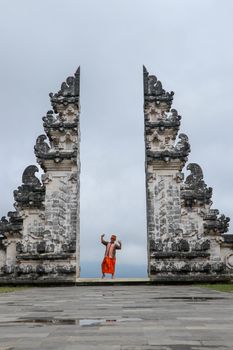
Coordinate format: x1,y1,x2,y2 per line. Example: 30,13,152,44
0,216,8,224
143,66,174,109
49,67,80,111
185,163,203,186
204,211,230,235
0,216,8,236
0,211,23,237
182,163,213,206
218,215,230,233
14,165,45,210
22,165,41,187
174,134,191,155
34,135,50,159
42,110,56,127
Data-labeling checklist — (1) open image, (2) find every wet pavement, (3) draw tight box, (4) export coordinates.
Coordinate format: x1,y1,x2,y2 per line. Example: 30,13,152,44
0,284,233,349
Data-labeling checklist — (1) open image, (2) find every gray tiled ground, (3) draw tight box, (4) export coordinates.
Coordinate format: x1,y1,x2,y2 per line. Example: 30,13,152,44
0,285,233,349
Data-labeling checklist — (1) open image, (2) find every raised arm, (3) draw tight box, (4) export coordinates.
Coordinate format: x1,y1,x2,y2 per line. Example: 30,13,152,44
115,240,122,250
101,234,108,246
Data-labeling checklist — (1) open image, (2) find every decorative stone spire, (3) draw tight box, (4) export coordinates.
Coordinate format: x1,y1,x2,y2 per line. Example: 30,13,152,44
143,66,174,109
34,69,80,172
143,67,190,168
49,67,80,112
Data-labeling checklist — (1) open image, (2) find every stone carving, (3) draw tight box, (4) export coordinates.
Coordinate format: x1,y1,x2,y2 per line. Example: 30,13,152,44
145,108,181,133
0,68,81,283
0,216,8,231
42,110,56,127
144,67,233,282
146,133,190,164
49,67,80,112
22,165,41,186
34,135,50,157
169,109,181,122
174,134,190,155
204,210,230,234
0,209,23,270
182,163,212,206
143,66,174,108
13,165,45,210
35,111,78,169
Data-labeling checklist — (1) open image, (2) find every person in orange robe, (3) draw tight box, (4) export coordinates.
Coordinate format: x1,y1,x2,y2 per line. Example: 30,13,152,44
101,234,122,279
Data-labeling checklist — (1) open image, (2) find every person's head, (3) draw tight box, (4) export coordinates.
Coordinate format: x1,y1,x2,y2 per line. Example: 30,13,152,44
110,234,117,243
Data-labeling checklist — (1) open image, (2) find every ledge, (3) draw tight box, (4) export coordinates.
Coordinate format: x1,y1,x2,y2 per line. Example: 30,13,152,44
0,275,232,285
17,254,75,260
151,252,210,259
75,277,150,286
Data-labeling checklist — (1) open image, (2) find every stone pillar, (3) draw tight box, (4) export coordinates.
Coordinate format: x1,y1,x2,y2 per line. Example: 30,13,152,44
143,67,233,282
0,68,81,282
144,66,190,278
34,67,81,280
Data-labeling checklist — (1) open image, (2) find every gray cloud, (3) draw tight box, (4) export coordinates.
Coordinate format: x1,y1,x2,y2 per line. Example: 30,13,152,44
0,0,233,275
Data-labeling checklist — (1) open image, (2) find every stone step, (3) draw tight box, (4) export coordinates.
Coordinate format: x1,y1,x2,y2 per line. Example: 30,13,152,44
75,277,150,286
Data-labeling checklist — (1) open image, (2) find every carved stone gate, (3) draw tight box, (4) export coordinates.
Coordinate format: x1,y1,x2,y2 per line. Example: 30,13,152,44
0,68,81,282
143,67,233,281
0,67,233,283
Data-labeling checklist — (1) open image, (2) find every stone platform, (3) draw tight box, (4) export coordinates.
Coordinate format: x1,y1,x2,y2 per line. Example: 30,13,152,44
0,284,233,350
75,278,151,285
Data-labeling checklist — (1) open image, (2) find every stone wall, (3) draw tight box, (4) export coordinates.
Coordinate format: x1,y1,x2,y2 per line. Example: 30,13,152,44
144,66,233,282
0,68,81,283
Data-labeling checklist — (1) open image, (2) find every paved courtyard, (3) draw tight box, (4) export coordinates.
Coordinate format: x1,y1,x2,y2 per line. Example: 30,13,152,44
0,284,233,350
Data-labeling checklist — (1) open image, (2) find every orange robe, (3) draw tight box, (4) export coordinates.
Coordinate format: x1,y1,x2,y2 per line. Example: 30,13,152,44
101,241,120,275
101,256,116,274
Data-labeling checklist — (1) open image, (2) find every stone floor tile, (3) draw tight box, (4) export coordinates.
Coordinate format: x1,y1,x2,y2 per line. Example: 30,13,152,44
0,285,233,349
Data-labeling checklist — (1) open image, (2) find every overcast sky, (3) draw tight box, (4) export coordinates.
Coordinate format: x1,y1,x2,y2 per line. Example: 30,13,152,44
0,0,233,277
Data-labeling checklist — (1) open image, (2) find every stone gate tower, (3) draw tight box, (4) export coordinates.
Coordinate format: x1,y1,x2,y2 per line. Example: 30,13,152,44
0,68,80,283
144,67,233,282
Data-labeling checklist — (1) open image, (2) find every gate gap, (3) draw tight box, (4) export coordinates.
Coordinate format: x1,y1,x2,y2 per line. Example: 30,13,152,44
79,65,147,278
